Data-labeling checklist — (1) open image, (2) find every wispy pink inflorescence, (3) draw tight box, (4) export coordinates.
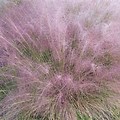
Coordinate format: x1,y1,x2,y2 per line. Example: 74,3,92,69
0,0,120,120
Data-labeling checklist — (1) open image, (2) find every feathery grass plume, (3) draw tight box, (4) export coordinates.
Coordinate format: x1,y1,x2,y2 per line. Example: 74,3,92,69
0,0,120,119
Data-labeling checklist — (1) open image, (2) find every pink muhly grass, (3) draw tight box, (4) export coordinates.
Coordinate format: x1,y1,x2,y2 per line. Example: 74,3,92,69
0,0,120,120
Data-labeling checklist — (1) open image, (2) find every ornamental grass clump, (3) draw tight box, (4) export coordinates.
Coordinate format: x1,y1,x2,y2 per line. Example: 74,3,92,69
0,0,120,120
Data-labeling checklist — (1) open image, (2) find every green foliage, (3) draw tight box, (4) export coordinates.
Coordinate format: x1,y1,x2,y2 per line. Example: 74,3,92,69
18,112,49,120
0,78,16,100
76,111,91,120
17,42,52,63
0,67,17,100
12,0,21,4
95,52,113,67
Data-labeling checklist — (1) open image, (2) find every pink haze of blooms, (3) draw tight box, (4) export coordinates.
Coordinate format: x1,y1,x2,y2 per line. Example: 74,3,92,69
0,0,120,120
